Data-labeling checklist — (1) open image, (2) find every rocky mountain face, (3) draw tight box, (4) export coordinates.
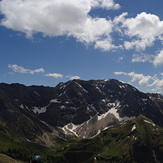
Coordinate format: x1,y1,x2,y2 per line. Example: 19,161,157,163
53,115,163,163
0,79,163,140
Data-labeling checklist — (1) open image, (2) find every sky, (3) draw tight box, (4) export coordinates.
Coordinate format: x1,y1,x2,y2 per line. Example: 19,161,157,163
0,0,163,93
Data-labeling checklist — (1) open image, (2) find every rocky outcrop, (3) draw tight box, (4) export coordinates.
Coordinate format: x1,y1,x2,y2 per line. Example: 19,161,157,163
0,79,163,139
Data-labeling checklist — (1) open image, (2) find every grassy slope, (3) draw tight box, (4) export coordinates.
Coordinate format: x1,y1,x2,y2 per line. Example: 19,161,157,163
0,121,65,162
1,115,163,162
53,115,163,163
0,154,26,163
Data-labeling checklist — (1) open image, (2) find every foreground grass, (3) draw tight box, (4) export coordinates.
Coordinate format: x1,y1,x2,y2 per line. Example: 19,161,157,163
1,115,163,162
0,154,26,163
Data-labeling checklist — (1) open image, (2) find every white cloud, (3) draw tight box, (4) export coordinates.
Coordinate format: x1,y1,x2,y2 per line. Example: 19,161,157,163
92,0,120,10
71,17,113,44
114,72,152,87
123,12,163,38
132,53,154,63
131,50,163,67
115,12,163,51
0,0,120,51
153,50,163,67
44,73,63,78
8,64,45,74
69,76,81,80
95,38,114,51
66,75,81,80
124,39,153,51
114,71,163,92
149,78,163,91
113,12,128,25
1,1,163,53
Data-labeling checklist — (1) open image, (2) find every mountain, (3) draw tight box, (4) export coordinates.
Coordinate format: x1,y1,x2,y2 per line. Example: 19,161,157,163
52,115,163,163
1,79,163,162
1,79,163,139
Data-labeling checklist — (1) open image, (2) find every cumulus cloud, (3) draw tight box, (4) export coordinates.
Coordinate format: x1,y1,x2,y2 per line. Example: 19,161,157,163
132,53,154,63
87,0,120,10
150,79,163,89
68,76,81,80
114,71,152,87
153,50,163,67
8,64,45,74
0,0,120,51
115,12,163,51
131,50,163,67
44,73,63,78
114,71,163,92
1,1,163,53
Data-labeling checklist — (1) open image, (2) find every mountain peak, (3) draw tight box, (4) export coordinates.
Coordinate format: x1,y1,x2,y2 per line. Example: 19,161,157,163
1,79,163,139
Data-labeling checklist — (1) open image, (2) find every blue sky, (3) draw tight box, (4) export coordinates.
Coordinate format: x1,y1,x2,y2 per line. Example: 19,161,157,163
0,0,163,93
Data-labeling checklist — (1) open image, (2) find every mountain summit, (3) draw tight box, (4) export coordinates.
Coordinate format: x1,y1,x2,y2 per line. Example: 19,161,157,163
1,79,163,162
0,79,163,140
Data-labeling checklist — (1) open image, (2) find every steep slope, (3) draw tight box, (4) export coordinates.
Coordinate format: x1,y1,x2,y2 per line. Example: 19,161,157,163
53,115,163,163
147,93,163,114
1,79,163,140
0,83,57,141
43,79,163,138
42,79,163,126
0,154,25,163
0,122,63,163
1,79,163,162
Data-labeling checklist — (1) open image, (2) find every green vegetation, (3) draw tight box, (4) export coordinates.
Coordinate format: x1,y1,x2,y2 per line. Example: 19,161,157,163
53,115,163,162
0,122,63,162
1,115,163,162
0,153,26,163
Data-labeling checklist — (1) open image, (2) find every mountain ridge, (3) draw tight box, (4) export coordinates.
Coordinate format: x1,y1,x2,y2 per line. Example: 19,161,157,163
1,79,163,162
1,79,163,139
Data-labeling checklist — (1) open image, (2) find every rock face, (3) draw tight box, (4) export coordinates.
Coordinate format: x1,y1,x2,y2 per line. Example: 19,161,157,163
0,79,163,139
54,115,163,163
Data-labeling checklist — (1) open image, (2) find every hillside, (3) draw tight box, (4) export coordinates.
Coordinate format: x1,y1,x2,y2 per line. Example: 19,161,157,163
0,79,163,162
52,115,163,163
0,154,26,163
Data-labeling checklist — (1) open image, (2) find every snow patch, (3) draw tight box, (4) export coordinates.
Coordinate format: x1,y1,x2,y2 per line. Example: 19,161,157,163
33,106,47,114
50,99,60,103
101,99,106,103
20,104,24,109
131,125,136,131
104,127,109,131
96,86,102,93
60,106,65,109
98,100,134,121
34,91,40,96
61,100,135,138
26,139,31,142
92,130,101,138
60,84,66,90
144,120,155,126
87,104,97,113
20,104,47,114
62,123,79,137
142,98,148,104
119,85,126,89
20,104,30,111
132,136,137,140
75,82,88,93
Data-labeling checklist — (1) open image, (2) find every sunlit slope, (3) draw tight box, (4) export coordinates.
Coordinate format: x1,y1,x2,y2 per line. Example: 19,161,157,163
0,154,26,163
54,115,163,163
